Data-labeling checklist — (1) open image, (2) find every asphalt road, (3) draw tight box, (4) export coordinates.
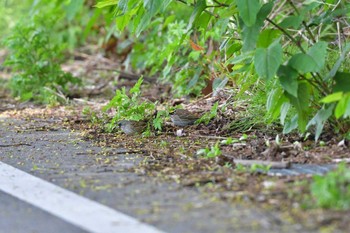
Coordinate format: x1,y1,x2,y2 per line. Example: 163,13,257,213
0,190,88,233
0,117,318,233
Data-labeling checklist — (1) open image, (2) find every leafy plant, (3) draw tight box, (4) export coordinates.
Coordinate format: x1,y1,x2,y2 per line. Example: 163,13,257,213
96,0,350,139
196,142,222,158
103,77,162,133
311,163,350,210
3,15,80,104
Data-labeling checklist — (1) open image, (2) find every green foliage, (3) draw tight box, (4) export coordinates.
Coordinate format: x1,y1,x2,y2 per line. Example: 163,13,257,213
103,77,159,132
197,102,218,125
3,15,80,104
311,163,350,210
196,142,222,158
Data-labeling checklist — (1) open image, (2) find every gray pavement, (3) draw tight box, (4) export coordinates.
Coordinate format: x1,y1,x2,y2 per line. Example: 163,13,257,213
0,190,88,233
0,117,317,233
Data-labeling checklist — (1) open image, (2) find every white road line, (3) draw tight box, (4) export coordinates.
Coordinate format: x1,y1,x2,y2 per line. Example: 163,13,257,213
0,161,165,233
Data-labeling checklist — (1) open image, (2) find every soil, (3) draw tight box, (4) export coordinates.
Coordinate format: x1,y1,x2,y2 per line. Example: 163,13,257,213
1,47,350,232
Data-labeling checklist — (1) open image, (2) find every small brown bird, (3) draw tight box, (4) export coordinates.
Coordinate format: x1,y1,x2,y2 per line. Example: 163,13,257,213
117,120,147,135
170,109,200,126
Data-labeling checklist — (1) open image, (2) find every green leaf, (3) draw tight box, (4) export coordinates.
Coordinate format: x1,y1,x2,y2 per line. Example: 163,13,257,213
335,96,349,119
279,15,303,29
320,92,343,103
257,29,281,48
195,12,211,29
285,82,310,132
280,102,290,125
283,114,298,134
307,105,334,141
237,0,261,27
344,94,350,118
307,41,328,72
254,39,282,80
118,0,129,13
334,72,350,93
288,53,318,74
240,2,273,52
266,88,287,120
278,65,299,97
130,77,143,94
95,0,118,8
144,0,166,15
187,0,206,31
116,11,133,31
256,1,273,27
241,24,260,52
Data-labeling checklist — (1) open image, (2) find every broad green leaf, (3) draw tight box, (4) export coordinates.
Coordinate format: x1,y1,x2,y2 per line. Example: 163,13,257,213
288,53,318,74
283,114,298,134
335,96,350,119
325,44,350,81
279,16,303,29
334,72,350,92
237,0,261,27
266,88,287,120
307,105,334,141
241,24,260,52
195,12,211,29
257,29,281,48
187,0,206,31
135,0,170,36
116,12,133,31
95,0,118,8
285,82,310,132
307,41,327,72
320,92,343,103
278,65,299,97
254,39,282,80
280,102,290,125
241,2,273,52
255,1,273,27
343,94,350,118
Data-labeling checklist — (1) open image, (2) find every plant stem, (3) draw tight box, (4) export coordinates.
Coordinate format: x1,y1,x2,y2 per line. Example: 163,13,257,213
266,17,307,54
287,0,316,43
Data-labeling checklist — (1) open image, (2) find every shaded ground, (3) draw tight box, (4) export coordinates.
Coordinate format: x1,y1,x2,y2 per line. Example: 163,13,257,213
1,48,350,232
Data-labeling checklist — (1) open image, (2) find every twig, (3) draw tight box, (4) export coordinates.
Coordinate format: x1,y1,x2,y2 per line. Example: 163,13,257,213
222,154,291,169
0,143,31,147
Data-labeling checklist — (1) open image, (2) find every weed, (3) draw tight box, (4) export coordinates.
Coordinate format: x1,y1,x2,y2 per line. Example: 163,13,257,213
3,15,80,104
103,77,157,133
196,142,222,158
311,163,350,210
